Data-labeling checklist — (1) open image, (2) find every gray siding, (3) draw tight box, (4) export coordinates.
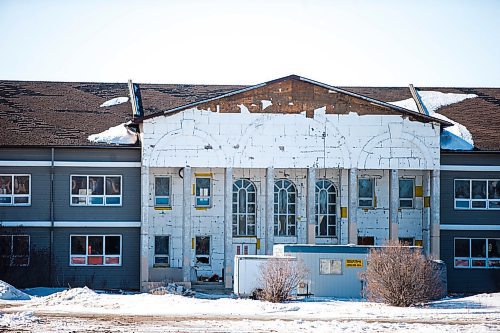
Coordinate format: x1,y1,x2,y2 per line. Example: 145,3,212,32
0,166,51,221
0,147,140,162
0,227,51,287
441,170,500,226
441,230,500,293
52,227,140,290
0,148,52,161
442,152,500,166
53,167,140,222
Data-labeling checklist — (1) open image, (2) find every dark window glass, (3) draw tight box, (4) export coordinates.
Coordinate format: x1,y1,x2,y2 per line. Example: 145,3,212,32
106,177,121,195
154,177,170,197
71,176,87,195
488,239,500,258
454,238,469,257
471,181,486,199
399,179,414,199
12,236,29,256
88,177,104,195
88,236,103,255
0,176,12,194
454,180,470,199
14,176,29,195
488,181,500,199
358,178,373,198
105,236,121,255
154,236,169,255
471,239,486,258
70,236,86,255
358,236,374,245
0,236,11,256
195,236,210,256
196,178,211,196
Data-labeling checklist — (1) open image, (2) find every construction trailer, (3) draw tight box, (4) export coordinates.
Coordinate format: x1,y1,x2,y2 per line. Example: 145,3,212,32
234,244,431,298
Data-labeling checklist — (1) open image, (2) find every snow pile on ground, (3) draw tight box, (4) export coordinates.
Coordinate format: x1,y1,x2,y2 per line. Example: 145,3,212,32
390,91,476,150
100,96,129,108
0,311,38,328
88,123,137,145
40,287,98,306
149,283,195,296
0,280,30,301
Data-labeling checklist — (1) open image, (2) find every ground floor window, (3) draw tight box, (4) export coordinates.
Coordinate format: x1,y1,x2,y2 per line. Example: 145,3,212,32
154,235,170,266
0,235,30,266
399,237,414,246
358,236,374,245
195,236,210,265
454,238,500,268
70,235,121,266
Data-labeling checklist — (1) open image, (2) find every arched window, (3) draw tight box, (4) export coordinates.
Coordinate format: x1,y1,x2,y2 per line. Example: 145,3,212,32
315,179,337,237
232,179,256,236
274,179,296,236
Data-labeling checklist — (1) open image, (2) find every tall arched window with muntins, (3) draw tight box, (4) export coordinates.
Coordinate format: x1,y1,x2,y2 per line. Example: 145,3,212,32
232,179,256,236
274,179,296,236
315,179,337,237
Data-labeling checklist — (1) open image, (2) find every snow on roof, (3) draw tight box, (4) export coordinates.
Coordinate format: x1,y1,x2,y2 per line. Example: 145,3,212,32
389,91,477,150
87,123,138,145
99,97,129,108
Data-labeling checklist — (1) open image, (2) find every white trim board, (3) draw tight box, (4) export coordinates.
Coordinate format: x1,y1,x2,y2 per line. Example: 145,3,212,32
0,161,141,168
441,165,500,172
440,224,500,231
0,221,141,228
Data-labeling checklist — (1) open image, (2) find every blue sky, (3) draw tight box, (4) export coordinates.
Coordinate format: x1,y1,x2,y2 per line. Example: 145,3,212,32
1,0,499,86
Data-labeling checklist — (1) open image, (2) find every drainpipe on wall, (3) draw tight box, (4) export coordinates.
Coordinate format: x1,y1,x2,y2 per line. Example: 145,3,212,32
49,147,55,286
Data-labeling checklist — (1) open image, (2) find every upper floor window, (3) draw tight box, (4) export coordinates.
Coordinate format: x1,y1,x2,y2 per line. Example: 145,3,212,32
154,176,171,207
315,179,337,237
274,179,296,236
0,235,30,266
0,175,31,206
195,176,211,207
232,179,256,236
70,235,121,266
399,178,415,208
454,179,500,210
71,175,122,206
358,178,374,207
454,238,500,269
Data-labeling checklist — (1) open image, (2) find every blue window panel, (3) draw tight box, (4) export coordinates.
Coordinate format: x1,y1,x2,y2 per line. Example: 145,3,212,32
155,197,170,206
105,197,121,205
0,197,12,204
455,201,469,209
196,197,210,206
89,197,104,205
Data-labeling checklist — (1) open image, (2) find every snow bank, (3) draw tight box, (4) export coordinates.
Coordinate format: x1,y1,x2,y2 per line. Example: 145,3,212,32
389,91,477,150
41,287,98,306
88,123,137,145
0,280,30,300
100,97,129,108
0,311,37,327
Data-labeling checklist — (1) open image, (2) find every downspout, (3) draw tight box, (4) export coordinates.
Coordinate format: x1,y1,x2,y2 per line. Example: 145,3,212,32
49,148,55,286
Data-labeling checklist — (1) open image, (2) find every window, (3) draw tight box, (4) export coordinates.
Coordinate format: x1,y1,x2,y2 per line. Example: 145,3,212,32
71,175,122,206
154,176,171,207
454,179,500,210
70,235,121,266
454,238,500,268
399,178,414,208
232,179,256,236
0,175,31,206
399,237,414,246
195,236,210,265
358,236,375,245
0,235,30,266
274,179,296,236
154,236,170,266
320,259,342,275
358,178,374,207
315,179,337,237
195,177,211,207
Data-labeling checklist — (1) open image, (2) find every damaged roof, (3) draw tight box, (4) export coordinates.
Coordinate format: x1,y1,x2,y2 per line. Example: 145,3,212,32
0,79,499,150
